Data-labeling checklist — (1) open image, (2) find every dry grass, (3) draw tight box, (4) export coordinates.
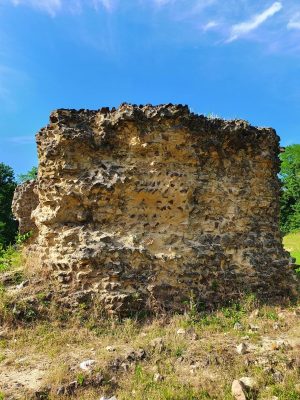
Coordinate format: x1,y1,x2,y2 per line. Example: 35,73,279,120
1,245,300,399
1,298,300,399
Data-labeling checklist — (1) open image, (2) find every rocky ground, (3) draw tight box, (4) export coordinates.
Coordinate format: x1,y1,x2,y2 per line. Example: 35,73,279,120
1,263,300,400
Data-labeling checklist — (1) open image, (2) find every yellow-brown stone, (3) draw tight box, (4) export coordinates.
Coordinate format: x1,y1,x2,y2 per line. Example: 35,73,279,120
12,104,298,314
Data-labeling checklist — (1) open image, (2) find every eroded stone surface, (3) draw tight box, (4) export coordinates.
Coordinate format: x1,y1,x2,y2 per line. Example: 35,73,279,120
13,103,298,314
12,180,38,234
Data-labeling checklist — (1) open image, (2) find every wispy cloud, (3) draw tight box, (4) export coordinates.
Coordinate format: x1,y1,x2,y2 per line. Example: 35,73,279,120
202,21,218,31
227,2,283,42
152,0,173,6
11,0,62,16
4,0,299,53
287,13,300,30
9,0,116,15
92,0,116,12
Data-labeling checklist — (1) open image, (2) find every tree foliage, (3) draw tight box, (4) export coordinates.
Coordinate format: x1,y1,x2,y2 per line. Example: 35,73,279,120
0,163,18,247
17,166,38,183
280,144,300,234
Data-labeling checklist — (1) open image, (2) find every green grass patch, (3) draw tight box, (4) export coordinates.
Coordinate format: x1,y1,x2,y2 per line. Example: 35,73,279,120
0,244,21,273
118,364,212,400
283,231,300,265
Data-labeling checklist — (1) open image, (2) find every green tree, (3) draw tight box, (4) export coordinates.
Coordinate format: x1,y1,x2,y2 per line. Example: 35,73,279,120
17,166,37,183
280,144,300,234
0,163,18,247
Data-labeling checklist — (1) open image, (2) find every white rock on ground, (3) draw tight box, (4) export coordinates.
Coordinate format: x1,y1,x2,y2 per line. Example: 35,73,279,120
231,379,247,400
153,373,164,382
239,376,258,390
236,343,248,355
234,322,243,331
100,397,117,400
106,346,116,352
232,376,257,400
249,324,259,331
79,359,95,370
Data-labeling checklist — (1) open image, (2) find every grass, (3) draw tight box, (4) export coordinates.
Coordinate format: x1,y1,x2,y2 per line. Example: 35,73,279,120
0,244,22,273
0,235,300,398
1,295,300,399
283,231,300,265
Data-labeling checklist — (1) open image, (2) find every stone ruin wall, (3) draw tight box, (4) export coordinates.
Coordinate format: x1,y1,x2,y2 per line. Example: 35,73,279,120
12,104,298,314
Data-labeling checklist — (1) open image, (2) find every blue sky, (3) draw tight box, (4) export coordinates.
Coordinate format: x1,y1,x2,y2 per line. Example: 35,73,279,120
0,0,300,175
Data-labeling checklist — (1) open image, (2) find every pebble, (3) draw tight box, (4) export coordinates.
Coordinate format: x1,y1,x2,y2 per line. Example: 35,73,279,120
273,322,280,330
190,363,201,374
79,359,96,370
189,331,199,340
249,324,259,331
100,397,117,400
231,379,246,400
150,337,165,353
249,309,259,318
232,376,257,400
234,322,243,331
272,371,284,383
16,280,29,290
176,328,186,335
236,343,248,355
153,373,164,382
106,346,116,352
276,339,291,350
241,335,250,340
239,376,257,389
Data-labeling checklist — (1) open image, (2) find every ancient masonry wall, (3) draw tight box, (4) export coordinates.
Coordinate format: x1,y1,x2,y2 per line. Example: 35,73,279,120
13,104,298,314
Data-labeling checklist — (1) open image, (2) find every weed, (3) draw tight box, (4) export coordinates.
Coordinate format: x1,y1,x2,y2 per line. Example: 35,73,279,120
183,291,199,325
77,373,85,386
174,346,185,357
12,300,38,322
0,245,21,273
264,310,279,321
15,231,33,245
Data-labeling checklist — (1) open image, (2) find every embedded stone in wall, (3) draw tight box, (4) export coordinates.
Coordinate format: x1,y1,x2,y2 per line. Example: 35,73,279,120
13,104,299,314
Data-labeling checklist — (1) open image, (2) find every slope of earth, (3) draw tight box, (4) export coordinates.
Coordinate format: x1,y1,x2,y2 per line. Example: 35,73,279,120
1,252,300,400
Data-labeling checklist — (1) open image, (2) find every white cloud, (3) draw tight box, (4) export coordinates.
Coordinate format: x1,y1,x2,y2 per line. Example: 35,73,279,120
287,13,300,30
202,21,218,31
153,0,172,5
92,0,115,12
9,0,117,15
228,1,282,42
11,0,62,16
